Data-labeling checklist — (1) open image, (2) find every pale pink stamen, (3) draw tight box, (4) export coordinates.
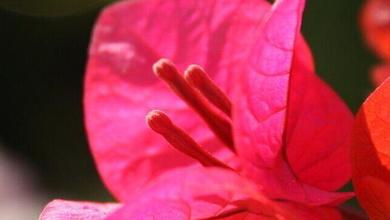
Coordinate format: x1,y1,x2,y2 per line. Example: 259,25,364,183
184,65,232,117
147,110,232,169
153,59,234,150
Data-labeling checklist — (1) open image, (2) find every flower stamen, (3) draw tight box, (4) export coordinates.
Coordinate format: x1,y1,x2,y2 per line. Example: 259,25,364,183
184,65,232,117
146,110,232,169
153,59,234,151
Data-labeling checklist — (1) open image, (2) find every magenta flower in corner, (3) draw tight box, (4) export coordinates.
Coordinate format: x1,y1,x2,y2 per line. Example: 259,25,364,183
40,0,355,219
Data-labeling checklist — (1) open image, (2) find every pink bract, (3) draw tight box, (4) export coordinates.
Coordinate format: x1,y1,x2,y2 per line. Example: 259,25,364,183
85,0,353,204
39,200,120,220
40,0,354,219
231,0,353,203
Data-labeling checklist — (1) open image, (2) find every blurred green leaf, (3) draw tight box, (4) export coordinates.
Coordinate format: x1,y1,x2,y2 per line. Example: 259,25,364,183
0,0,116,16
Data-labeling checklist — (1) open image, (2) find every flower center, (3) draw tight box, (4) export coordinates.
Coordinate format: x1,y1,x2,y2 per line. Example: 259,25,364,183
146,59,234,168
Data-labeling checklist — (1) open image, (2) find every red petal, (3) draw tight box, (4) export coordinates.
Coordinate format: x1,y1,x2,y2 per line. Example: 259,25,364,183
276,202,343,220
241,158,353,205
354,177,390,220
285,55,354,191
215,200,344,220
39,200,119,220
352,78,390,219
371,63,390,87
84,0,269,201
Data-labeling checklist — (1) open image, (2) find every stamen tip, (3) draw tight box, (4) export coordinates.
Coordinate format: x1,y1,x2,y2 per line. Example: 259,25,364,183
153,58,177,80
184,65,206,86
146,110,172,133
187,64,203,71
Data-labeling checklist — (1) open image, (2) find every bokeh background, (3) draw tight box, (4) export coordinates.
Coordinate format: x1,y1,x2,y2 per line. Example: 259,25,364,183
0,0,374,219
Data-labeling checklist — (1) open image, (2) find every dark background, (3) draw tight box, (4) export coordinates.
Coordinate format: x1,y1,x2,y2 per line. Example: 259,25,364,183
0,0,374,203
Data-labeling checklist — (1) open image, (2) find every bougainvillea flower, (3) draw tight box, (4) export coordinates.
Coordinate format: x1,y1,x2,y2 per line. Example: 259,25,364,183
362,0,390,61
40,0,355,219
84,0,354,204
352,78,390,220
361,0,390,85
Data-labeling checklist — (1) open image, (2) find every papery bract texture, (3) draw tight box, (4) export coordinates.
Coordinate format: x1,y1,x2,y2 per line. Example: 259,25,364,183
39,200,120,220
40,167,344,220
105,166,278,220
233,0,305,169
352,78,390,220
84,0,270,202
286,53,353,192
124,167,274,219
232,0,353,204
105,199,344,220
276,202,344,220
105,199,191,220
102,167,344,220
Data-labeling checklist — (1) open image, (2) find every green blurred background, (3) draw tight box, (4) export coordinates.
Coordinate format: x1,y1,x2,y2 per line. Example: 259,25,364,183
0,0,374,207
